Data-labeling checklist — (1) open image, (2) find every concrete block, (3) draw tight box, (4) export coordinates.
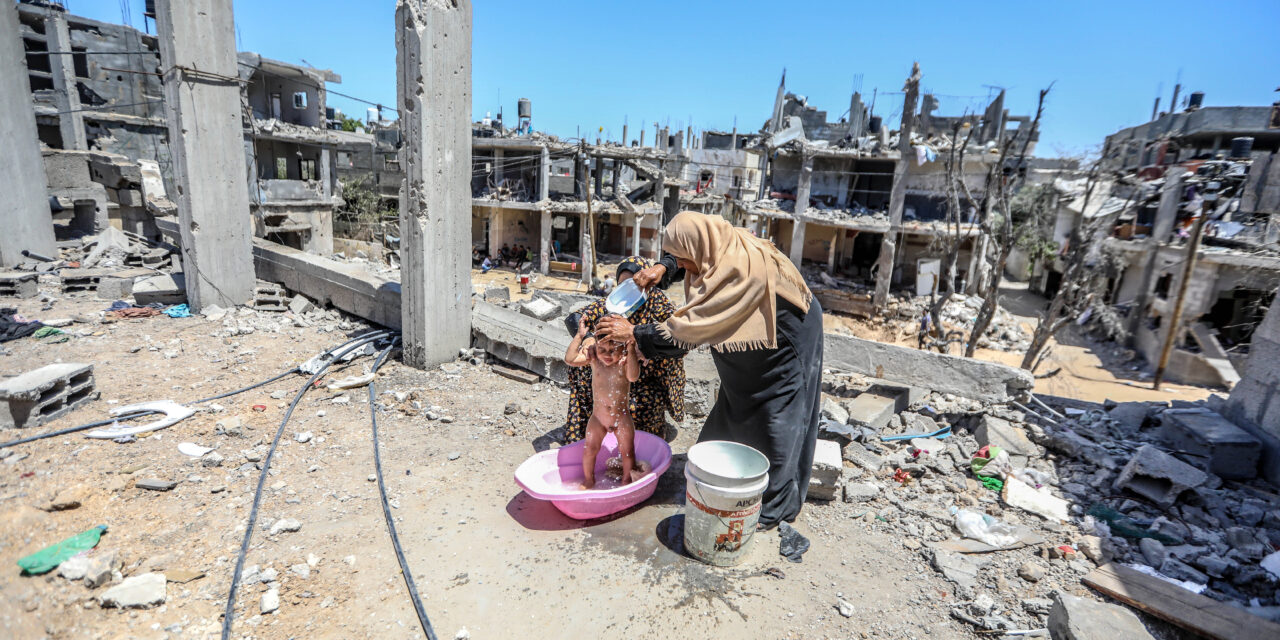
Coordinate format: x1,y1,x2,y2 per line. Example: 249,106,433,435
0,363,96,429
843,391,897,431
288,294,315,315
808,438,844,501
519,297,560,322
43,150,93,189
842,443,884,472
975,415,1039,466
1047,592,1155,640
483,284,510,303
472,301,571,383
95,276,135,301
1113,444,1208,508
0,271,38,298
1161,409,1261,480
132,273,187,306
1106,401,1155,436
820,397,849,425
117,189,144,207
824,332,1032,403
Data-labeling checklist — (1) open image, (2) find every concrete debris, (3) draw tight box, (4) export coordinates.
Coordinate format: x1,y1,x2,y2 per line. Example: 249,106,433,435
1047,592,1155,640
975,415,1039,466
99,572,166,608
1161,409,1261,480
261,587,280,614
269,518,302,535
807,439,844,501
1113,444,1207,508
0,363,97,430
1002,477,1070,522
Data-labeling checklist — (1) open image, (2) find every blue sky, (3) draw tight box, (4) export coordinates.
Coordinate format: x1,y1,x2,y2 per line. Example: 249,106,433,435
67,0,1280,157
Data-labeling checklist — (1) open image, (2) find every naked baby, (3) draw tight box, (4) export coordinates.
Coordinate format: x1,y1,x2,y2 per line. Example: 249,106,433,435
564,314,641,489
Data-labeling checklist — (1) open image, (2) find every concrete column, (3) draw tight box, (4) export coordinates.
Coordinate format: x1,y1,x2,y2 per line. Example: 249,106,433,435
664,184,680,224
631,213,641,256
44,12,86,150
593,156,603,198
874,63,921,307
611,158,621,197
320,148,332,198
0,4,56,266
487,207,502,259
395,0,472,368
1127,169,1187,338
539,209,551,275
654,171,666,222
827,229,838,273
789,219,806,267
538,145,549,201
154,0,256,310
492,148,504,187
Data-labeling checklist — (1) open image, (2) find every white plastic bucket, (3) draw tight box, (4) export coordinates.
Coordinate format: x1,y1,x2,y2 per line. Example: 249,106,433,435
683,441,770,566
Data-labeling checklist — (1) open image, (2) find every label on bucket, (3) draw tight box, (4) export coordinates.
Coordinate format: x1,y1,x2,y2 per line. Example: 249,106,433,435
684,488,761,565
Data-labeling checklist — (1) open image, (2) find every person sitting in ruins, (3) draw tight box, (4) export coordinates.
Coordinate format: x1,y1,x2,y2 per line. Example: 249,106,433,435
514,244,528,270
499,244,512,267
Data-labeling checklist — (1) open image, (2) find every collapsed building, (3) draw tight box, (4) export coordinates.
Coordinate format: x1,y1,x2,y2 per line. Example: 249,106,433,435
9,0,401,256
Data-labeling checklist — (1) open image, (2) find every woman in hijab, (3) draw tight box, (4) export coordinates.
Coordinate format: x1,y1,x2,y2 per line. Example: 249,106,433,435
562,256,686,443
596,211,823,529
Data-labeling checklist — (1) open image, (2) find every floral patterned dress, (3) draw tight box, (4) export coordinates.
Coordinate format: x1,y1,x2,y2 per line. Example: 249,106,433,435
564,262,686,442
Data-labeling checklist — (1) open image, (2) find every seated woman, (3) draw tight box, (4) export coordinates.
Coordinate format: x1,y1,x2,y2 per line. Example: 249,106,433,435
563,256,686,443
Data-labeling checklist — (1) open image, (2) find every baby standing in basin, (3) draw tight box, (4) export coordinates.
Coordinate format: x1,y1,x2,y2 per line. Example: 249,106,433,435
564,315,640,489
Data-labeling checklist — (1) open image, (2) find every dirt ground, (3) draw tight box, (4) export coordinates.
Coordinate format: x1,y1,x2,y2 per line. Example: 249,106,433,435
0,271,1221,639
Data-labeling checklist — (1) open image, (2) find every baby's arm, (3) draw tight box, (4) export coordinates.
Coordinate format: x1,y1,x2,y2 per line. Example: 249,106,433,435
564,317,593,367
624,341,641,383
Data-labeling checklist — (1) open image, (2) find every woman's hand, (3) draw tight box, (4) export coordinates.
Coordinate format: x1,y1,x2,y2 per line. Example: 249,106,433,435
595,314,635,345
631,264,666,290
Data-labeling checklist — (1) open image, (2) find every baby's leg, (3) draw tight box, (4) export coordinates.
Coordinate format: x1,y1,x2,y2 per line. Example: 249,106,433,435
581,416,606,490
616,415,636,484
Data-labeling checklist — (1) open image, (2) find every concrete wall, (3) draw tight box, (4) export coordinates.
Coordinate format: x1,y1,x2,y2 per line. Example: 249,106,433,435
1221,299,1280,484
0,3,56,266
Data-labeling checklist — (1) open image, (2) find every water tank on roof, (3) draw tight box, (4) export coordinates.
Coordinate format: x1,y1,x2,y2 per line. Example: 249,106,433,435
1230,137,1254,159
518,98,532,119
1188,92,1204,109
366,107,378,124
868,116,882,134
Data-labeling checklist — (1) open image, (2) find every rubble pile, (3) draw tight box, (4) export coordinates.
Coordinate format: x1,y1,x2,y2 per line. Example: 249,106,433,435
895,293,1030,352
807,371,1280,632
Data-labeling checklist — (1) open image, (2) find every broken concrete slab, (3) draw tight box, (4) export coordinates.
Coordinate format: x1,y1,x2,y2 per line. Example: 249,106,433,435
472,301,571,383
99,572,166,608
927,547,980,592
820,397,849,425
1113,444,1207,508
975,415,1039,466
84,551,119,589
0,363,96,429
1162,409,1261,480
483,284,510,303
842,444,884,472
250,237,401,330
135,478,177,492
807,439,843,501
1048,592,1155,640
824,332,1033,403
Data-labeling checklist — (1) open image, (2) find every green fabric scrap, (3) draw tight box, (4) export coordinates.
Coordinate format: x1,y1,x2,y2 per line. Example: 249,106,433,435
980,476,1004,492
1086,504,1183,545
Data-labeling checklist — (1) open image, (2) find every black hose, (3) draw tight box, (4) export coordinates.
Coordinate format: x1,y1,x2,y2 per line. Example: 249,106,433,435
367,338,438,640
221,330,391,640
0,331,382,450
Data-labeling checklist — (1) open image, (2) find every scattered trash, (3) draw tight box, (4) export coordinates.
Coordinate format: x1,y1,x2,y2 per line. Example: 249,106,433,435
952,507,1020,548
326,373,376,390
778,522,810,563
17,525,107,574
970,445,1012,478
252,404,267,412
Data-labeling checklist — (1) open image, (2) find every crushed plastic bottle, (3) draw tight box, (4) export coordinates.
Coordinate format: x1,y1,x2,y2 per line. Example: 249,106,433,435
950,507,1020,548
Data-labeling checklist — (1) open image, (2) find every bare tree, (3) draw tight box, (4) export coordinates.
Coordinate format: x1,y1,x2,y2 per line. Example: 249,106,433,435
965,86,1050,358
927,119,980,324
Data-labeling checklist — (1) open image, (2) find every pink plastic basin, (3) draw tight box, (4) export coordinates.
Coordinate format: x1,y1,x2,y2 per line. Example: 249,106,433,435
514,431,672,520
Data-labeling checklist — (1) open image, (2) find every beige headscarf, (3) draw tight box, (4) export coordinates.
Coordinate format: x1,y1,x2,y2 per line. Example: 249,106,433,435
658,211,812,352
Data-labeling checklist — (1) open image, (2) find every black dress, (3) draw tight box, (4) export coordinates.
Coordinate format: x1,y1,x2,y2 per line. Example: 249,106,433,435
633,255,824,527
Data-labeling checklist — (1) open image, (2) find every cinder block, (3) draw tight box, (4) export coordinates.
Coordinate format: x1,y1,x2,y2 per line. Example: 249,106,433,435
808,438,844,501
519,297,560,322
1113,444,1207,508
0,271,38,299
1162,409,1261,480
0,363,97,429
95,276,135,301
